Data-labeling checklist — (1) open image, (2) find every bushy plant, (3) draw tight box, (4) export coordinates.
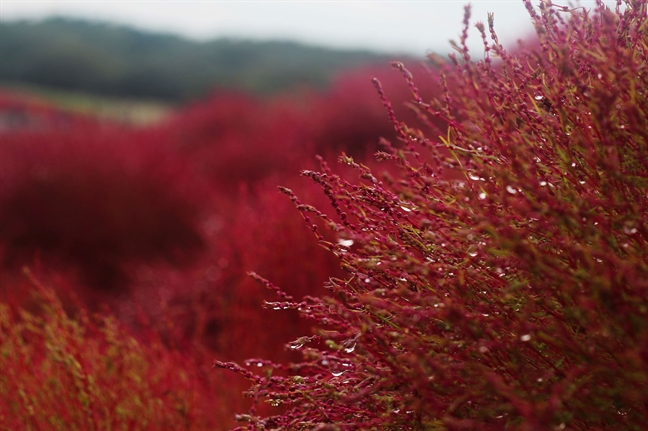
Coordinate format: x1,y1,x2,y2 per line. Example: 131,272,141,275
0,122,208,294
308,66,445,158
0,271,229,431
158,92,312,189
215,1,648,429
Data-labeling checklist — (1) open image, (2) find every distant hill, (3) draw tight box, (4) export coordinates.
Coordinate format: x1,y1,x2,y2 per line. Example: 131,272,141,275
0,17,415,101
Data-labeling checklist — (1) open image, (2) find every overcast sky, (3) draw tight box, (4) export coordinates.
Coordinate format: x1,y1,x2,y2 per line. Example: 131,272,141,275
0,1,606,56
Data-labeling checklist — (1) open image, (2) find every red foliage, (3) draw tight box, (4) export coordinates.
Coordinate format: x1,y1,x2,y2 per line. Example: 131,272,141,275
0,123,208,294
217,1,648,430
158,92,311,188
5,3,602,425
309,65,447,158
0,271,231,431
1,38,439,428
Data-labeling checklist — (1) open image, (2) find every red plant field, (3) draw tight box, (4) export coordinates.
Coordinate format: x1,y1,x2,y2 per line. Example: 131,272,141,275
2,0,647,429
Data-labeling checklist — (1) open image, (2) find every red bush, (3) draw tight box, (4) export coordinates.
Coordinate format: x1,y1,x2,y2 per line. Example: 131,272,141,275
157,92,312,190
309,65,448,158
0,271,231,431
216,1,648,429
0,123,208,295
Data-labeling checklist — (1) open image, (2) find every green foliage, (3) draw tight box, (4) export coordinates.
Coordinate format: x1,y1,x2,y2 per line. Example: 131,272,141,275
0,17,405,100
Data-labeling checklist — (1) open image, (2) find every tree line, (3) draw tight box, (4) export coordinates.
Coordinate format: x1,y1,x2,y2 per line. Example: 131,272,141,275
0,17,412,101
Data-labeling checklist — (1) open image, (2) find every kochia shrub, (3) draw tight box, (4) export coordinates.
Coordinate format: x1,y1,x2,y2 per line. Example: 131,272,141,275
0,123,208,293
216,1,648,429
0,272,226,431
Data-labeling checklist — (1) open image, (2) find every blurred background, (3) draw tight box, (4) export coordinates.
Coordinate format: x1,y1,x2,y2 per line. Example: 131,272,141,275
0,0,537,112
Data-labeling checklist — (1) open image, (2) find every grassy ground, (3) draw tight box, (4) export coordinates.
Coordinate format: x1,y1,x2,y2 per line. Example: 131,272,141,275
0,81,175,126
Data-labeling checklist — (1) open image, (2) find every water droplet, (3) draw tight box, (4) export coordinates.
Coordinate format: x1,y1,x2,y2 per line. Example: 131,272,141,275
479,192,487,200
338,238,354,247
479,346,489,353
540,181,547,187
623,224,637,235
506,185,518,194
264,301,289,310
520,334,532,342
537,377,543,382
468,251,478,257
534,94,544,100
344,343,356,353
400,205,412,212
325,358,354,377
468,173,481,181
597,73,602,79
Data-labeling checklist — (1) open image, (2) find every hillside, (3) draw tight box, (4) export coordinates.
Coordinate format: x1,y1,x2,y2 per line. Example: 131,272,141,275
0,17,414,101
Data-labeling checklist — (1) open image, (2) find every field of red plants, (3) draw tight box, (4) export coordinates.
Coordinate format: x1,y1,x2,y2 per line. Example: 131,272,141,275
1,1,647,430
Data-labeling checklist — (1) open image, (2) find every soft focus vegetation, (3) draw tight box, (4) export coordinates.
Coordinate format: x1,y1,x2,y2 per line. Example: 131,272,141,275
0,17,405,100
